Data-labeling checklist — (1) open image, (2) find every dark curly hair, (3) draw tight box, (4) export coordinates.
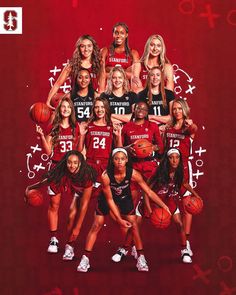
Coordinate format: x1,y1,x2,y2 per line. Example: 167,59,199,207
45,150,97,185
150,148,184,191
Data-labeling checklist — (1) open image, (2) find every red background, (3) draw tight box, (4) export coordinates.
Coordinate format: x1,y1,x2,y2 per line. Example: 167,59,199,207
0,0,236,294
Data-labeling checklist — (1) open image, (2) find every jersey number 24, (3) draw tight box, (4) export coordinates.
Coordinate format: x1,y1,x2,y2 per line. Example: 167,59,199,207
93,137,106,149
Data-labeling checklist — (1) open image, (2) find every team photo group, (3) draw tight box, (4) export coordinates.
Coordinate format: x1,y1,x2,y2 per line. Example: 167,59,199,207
26,22,203,273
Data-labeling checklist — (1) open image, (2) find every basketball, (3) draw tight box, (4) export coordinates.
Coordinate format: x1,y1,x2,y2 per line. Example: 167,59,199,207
150,207,171,229
29,102,51,123
51,93,64,108
133,138,153,158
185,196,203,215
26,189,43,207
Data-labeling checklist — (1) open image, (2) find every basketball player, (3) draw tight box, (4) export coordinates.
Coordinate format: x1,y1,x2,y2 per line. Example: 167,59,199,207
100,66,138,122
132,34,174,93
137,66,175,125
76,148,170,272
25,151,96,260
46,35,102,109
164,98,198,256
112,101,164,260
71,69,95,123
78,97,122,184
149,148,201,263
36,97,80,253
117,101,164,181
101,22,139,80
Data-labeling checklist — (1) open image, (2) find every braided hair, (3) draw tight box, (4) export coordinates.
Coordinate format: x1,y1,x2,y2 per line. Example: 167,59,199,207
45,150,97,185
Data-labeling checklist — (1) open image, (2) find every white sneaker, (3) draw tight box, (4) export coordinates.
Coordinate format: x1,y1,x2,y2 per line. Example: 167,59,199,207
47,237,59,253
181,248,192,263
136,254,149,272
111,247,128,262
77,255,90,272
63,244,74,261
131,246,138,259
186,240,193,256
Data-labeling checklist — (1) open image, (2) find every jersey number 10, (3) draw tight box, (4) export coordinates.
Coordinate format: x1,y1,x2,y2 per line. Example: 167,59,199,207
114,107,125,115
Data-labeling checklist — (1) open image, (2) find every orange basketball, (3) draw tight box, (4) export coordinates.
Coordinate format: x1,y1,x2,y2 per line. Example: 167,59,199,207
185,196,203,215
51,93,64,108
150,207,171,229
29,102,51,123
26,189,43,207
133,139,153,158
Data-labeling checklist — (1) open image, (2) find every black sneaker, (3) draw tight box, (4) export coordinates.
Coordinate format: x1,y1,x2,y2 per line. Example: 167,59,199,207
111,247,128,262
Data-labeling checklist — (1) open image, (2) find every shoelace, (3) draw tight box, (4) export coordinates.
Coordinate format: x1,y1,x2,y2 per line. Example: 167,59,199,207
80,258,88,268
65,249,72,256
118,248,126,255
131,247,137,256
65,245,73,251
139,257,147,266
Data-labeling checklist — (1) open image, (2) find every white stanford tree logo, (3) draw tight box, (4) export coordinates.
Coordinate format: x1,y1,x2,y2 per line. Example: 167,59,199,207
4,10,17,31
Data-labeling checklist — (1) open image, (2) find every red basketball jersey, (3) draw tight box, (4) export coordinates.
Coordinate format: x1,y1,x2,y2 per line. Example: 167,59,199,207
50,175,92,197
140,63,149,87
165,126,193,162
85,122,113,161
47,123,80,162
122,120,164,155
153,180,183,214
153,180,179,200
106,50,132,69
69,177,93,195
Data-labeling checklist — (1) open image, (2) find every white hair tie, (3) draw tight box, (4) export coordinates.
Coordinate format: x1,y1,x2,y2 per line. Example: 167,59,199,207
167,148,180,156
112,148,128,157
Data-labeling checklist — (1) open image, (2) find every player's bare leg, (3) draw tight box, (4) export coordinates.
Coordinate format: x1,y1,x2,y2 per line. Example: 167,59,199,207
67,197,78,233
125,215,148,271
172,213,192,264
77,215,105,272
85,215,105,251
47,193,61,253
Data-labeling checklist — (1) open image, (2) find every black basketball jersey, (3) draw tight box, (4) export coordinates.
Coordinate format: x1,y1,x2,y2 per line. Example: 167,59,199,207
137,88,175,116
107,166,133,201
101,92,137,115
72,93,94,123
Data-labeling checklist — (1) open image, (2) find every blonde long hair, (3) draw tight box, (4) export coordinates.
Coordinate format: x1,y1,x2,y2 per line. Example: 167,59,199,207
170,98,190,127
105,66,130,95
140,34,170,71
